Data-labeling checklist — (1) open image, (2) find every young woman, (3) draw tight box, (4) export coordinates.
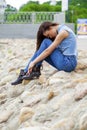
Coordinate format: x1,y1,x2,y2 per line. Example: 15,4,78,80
11,21,77,85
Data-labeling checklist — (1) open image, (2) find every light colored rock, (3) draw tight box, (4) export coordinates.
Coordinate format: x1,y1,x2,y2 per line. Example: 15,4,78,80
32,104,57,123
0,75,14,86
79,114,87,130
49,71,71,79
0,93,7,100
0,39,87,130
48,78,65,85
75,60,87,71
7,117,19,130
75,83,87,101
9,67,16,72
47,91,54,100
19,107,34,124
70,101,87,124
22,93,47,107
51,118,74,130
4,97,21,112
48,71,71,85
8,85,24,98
49,92,74,110
0,110,13,123
0,99,7,105
38,74,46,84
18,126,49,130
20,91,32,100
22,80,31,85
74,76,87,84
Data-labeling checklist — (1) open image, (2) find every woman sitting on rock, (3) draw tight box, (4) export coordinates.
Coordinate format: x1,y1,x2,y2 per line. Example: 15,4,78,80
11,21,77,85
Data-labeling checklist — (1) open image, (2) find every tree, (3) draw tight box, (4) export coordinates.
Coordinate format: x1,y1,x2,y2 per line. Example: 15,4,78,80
5,4,17,12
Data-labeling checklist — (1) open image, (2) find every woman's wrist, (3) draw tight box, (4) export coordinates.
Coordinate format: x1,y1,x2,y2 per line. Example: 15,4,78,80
33,60,36,66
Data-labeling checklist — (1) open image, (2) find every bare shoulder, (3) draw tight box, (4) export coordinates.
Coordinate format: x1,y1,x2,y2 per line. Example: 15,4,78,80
58,30,69,39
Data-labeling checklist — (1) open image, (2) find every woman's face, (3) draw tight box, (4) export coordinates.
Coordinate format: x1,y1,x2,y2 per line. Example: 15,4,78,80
43,26,58,39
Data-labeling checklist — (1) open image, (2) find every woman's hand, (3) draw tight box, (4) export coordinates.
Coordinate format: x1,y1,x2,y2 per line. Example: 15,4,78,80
28,61,35,73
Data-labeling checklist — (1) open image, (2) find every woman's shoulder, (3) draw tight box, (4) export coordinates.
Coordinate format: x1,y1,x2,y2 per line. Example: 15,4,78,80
58,24,67,32
58,24,74,34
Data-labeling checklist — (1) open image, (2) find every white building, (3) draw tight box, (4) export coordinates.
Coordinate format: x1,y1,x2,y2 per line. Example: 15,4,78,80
50,0,56,5
0,0,6,23
0,0,6,13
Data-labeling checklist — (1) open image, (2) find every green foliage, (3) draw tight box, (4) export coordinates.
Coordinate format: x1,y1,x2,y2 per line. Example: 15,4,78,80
5,4,17,12
27,1,39,4
19,2,61,12
19,0,87,24
42,1,50,4
66,0,87,33
4,12,32,23
5,0,87,27
69,0,87,8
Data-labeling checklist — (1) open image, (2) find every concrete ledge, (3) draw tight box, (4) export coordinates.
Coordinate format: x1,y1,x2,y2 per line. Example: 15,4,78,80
0,23,75,39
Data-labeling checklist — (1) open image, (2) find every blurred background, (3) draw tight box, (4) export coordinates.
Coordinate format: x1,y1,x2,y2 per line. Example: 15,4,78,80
0,0,87,38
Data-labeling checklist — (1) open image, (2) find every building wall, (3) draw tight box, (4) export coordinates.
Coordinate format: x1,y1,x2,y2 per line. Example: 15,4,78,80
0,0,6,23
0,0,6,12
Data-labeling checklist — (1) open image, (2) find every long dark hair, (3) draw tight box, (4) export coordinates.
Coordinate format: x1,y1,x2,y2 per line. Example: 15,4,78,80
36,21,59,51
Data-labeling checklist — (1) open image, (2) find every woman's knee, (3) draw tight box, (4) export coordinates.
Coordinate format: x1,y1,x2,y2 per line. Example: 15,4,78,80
42,38,52,47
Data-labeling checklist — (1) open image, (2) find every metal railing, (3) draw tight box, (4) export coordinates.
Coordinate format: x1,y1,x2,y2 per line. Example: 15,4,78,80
0,11,61,24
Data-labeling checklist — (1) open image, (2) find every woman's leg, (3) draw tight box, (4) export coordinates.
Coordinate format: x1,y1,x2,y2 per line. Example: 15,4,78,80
24,52,42,73
24,38,53,72
45,48,64,70
45,51,77,72
11,39,54,85
24,38,77,73
45,56,58,69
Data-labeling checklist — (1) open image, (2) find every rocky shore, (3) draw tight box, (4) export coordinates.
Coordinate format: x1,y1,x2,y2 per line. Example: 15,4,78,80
0,39,87,130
